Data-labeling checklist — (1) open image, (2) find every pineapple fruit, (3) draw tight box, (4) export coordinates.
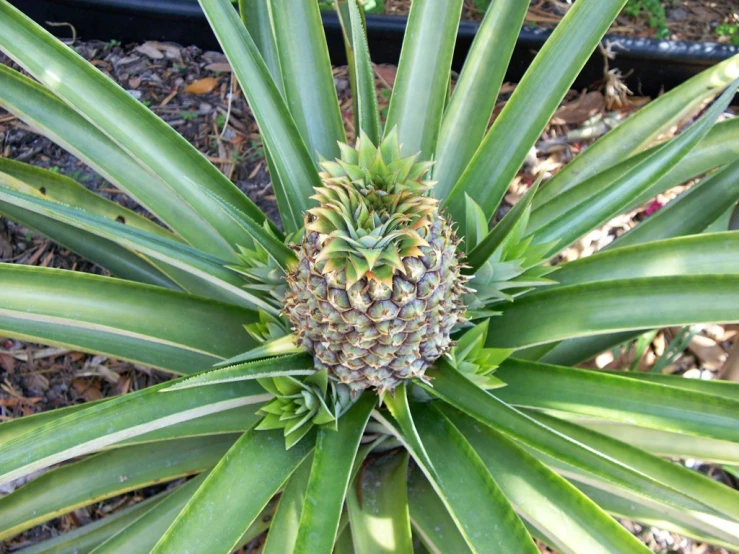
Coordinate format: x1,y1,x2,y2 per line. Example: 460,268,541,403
284,131,468,394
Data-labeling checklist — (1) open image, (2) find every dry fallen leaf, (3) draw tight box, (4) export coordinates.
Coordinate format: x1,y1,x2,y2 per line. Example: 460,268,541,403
719,324,739,342
551,91,605,126
0,398,21,407
134,42,164,60
23,373,49,394
374,65,397,86
688,334,726,370
135,41,181,61
205,62,232,73
0,353,14,374
72,378,104,401
112,376,132,396
0,233,12,258
184,77,220,95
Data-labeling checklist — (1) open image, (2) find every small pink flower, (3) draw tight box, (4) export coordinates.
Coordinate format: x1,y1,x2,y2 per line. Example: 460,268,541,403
643,200,663,217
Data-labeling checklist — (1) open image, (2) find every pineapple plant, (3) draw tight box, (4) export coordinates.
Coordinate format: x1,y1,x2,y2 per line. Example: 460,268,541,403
0,0,738,552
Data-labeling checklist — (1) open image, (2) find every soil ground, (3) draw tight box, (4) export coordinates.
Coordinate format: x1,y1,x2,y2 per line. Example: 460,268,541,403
384,0,739,44
1,35,738,554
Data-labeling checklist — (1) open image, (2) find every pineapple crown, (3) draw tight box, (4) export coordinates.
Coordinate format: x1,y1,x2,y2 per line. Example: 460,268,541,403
306,129,439,286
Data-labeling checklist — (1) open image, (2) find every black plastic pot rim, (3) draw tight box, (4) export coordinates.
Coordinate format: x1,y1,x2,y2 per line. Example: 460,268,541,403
39,0,738,65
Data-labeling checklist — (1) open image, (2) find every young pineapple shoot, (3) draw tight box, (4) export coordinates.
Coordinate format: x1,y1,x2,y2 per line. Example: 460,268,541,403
284,131,468,395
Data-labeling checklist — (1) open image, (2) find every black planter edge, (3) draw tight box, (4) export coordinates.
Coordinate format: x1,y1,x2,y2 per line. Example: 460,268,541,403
7,0,739,98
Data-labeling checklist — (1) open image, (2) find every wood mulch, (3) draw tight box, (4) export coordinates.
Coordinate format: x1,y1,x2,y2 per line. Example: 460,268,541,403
384,0,739,44
1,38,737,554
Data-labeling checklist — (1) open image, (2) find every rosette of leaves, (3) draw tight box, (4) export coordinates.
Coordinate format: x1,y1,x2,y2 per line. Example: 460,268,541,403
0,0,739,553
255,369,355,446
445,320,512,389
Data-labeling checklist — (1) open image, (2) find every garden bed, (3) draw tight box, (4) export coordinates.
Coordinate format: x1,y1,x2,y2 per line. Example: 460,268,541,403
1,35,737,553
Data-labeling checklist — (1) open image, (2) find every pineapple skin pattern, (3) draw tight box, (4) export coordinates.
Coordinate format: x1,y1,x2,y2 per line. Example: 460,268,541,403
284,133,468,394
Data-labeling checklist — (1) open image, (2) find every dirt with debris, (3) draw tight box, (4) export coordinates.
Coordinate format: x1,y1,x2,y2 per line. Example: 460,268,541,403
384,0,739,44
0,38,737,554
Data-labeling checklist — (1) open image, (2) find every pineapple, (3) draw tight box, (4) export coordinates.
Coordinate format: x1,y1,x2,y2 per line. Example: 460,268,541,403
284,131,468,394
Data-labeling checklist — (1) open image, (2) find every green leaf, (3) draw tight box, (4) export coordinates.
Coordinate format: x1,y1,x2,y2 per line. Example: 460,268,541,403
121,404,263,446
529,79,739,255
0,402,261,448
334,0,359,134
433,0,529,198
384,0,463,158
610,159,739,249
465,180,540,272
528,410,739,522
443,0,627,229
525,332,628,365
0,187,278,313
464,195,489,251
270,0,346,160
197,0,322,233
239,0,283,91
526,412,739,543
0,436,235,540
0,401,101,445
0,5,267,251
334,526,355,554
0,159,176,240
0,263,260,374
215,335,303,367
0,65,233,257
576,482,739,551
19,493,169,554
552,232,739,286
534,55,739,206
294,394,375,554
0,378,269,486
163,353,315,392
152,428,313,554
346,452,413,554
91,472,210,554
594,370,739,402
97,473,275,554
262,456,313,554
707,205,736,232
406,467,472,554
237,0,291,226
423,361,722,519
384,384,434,471
531,330,684,370
200,188,297,271
411,403,538,554
534,158,739,365
0,162,180,289
445,407,651,554
494,359,739,442
0,202,176,290
485,275,739,349
346,0,381,144
527,117,739,234
569,419,739,465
